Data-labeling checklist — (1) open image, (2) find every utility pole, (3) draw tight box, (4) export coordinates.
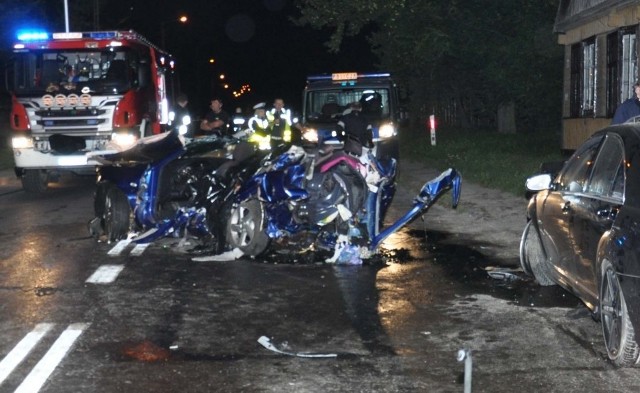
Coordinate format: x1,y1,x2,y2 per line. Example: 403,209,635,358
64,0,70,32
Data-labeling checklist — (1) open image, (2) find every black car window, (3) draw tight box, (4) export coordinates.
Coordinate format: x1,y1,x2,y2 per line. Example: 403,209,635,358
557,135,602,193
586,134,624,199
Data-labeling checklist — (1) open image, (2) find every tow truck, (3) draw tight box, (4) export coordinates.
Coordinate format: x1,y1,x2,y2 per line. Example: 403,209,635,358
300,72,404,161
6,30,178,192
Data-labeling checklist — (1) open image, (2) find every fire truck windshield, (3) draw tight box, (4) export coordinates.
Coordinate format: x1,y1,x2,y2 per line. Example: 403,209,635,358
12,48,138,96
305,88,390,124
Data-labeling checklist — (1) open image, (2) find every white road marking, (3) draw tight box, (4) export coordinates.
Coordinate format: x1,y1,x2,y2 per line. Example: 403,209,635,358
85,265,125,284
0,323,54,386
130,243,150,256
107,239,131,256
14,323,89,393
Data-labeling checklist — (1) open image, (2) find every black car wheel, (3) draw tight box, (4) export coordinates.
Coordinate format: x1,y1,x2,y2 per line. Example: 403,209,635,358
103,185,130,243
21,169,48,193
226,199,269,256
600,259,640,367
520,220,555,286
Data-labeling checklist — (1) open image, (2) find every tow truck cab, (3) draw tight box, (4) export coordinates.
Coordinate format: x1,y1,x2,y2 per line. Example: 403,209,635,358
300,72,403,161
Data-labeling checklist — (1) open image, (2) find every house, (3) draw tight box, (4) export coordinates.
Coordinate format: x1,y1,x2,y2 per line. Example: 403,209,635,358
554,0,640,150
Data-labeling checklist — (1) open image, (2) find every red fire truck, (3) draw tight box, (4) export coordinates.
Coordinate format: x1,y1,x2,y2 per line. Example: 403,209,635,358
7,30,178,192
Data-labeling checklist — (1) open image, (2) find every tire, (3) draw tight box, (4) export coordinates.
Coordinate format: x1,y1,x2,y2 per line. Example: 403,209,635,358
94,182,110,218
600,259,640,367
103,185,131,243
204,199,229,255
226,199,269,256
21,169,48,193
520,220,555,286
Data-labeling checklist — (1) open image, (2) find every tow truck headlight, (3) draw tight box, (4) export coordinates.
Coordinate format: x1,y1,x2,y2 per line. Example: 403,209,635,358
378,124,396,139
302,128,318,143
12,136,33,149
111,132,137,149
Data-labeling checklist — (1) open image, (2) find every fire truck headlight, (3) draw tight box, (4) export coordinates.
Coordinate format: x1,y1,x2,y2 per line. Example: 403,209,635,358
302,128,318,143
12,136,33,149
182,115,191,126
178,125,188,135
378,124,396,139
111,132,137,149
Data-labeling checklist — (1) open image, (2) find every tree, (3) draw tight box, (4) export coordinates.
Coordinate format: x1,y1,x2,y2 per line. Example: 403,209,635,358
293,0,562,132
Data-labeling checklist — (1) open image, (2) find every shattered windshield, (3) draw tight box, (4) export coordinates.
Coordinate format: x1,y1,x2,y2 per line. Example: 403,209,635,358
305,88,391,124
12,48,138,96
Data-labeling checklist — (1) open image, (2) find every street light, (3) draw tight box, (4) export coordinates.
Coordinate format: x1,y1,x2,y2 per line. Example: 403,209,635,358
161,15,188,48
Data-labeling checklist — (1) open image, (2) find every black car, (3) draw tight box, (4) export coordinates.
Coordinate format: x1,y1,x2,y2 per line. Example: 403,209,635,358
521,124,640,367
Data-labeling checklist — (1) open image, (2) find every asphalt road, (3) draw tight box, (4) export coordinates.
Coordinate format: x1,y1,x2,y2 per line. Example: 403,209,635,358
0,166,639,392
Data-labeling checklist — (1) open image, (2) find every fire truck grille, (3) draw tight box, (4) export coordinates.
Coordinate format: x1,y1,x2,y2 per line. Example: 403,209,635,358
37,118,107,127
35,108,107,117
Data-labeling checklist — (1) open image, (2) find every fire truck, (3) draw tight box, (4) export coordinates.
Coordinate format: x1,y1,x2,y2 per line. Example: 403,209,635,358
7,30,178,192
300,72,404,161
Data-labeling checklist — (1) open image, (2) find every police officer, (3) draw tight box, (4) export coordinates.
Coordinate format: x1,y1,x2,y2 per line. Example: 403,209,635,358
248,102,269,135
266,98,301,148
247,102,271,150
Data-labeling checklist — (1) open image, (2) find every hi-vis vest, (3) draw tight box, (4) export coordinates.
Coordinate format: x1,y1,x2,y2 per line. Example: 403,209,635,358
248,115,269,134
266,108,292,142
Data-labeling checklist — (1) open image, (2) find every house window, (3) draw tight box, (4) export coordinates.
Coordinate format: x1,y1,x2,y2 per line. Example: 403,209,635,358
582,38,596,116
570,38,597,117
620,30,637,103
606,32,619,116
607,28,637,117
570,43,581,117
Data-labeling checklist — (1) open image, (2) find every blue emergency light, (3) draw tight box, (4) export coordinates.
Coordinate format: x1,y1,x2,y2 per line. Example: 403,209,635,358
16,30,49,41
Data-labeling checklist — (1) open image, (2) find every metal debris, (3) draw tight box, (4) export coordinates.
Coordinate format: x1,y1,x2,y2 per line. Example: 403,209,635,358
257,336,337,358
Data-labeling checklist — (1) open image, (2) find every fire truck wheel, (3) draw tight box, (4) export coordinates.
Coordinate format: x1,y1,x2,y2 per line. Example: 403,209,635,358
21,169,49,193
103,185,130,243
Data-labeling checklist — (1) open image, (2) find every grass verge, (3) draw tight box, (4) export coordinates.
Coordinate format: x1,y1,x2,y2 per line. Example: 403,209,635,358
400,126,564,196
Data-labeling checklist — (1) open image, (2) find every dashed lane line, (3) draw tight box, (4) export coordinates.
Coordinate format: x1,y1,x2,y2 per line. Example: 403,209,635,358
85,265,125,284
14,323,89,393
130,243,150,256
107,239,131,256
107,239,150,256
0,323,54,386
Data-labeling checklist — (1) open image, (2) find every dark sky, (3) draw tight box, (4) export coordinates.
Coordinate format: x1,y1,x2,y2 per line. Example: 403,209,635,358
122,0,377,115
0,0,376,115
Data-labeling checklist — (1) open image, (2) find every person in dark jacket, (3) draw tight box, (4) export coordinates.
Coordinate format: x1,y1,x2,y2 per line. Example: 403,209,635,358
171,93,193,137
612,82,640,124
337,101,373,149
199,97,230,136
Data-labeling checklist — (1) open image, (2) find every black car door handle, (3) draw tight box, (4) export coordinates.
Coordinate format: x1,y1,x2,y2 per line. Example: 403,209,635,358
561,201,571,213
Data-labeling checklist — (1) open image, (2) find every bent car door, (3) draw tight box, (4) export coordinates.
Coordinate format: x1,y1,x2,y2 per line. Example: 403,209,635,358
570,134,625,302
537,135,603,284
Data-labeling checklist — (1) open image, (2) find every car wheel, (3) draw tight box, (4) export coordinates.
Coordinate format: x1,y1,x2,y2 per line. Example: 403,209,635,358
21,169,48,193
226,199,269,256
103,185,130,243
600,259,640,367
204,199,229,255
520,220,555,286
